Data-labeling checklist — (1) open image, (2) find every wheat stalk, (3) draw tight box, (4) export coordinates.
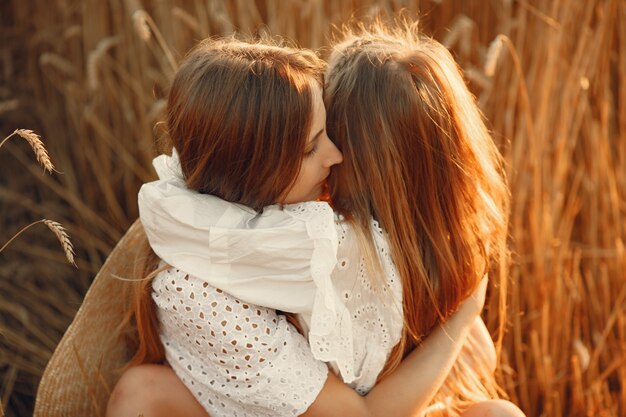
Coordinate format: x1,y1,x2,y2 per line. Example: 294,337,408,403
0,129,54,173
87,36,121,91
484,35,504,78
132,10,177,71
0,219,76,267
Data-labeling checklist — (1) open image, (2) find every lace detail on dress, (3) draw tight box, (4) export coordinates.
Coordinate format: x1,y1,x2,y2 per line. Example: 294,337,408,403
298,217,404,394
153,268,328,417
282,202,362,382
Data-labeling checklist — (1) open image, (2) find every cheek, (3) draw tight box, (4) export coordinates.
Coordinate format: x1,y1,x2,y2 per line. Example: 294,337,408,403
281,167,313,203
301,161,321,187
296,165,320,196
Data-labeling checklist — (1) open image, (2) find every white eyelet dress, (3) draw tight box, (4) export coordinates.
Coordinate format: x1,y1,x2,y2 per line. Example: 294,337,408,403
140,152,403,416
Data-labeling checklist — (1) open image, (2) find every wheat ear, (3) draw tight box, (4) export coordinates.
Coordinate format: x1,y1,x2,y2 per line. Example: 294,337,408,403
132,10,152,41
0,129,55,173
43,220,76,267
484,35,504,77
0,219,76,267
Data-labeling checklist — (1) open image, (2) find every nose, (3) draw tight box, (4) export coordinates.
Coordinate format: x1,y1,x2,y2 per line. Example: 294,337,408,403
323,136,343,167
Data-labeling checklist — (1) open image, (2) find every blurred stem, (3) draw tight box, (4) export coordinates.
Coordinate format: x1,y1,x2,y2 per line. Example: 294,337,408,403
0,219,45,254
0,130,17,150
498,34,534,138
143,13,177,71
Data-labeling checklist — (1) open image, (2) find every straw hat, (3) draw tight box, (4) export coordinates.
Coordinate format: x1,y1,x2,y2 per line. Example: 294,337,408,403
34,219,148,417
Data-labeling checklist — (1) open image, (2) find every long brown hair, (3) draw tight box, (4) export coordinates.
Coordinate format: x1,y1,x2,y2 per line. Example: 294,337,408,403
325,20,510,378
127,36,326,366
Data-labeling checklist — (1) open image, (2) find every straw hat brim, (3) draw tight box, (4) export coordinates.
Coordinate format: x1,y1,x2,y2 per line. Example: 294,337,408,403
34,219,147,417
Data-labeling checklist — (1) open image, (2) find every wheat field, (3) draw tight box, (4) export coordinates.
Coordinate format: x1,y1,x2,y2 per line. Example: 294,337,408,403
0,0,624,416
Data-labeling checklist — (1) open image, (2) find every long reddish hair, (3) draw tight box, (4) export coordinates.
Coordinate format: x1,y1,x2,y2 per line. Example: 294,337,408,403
325,20,510,379
127,37,326,366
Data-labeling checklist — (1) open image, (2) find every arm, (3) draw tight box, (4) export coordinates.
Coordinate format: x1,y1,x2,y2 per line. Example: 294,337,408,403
464,316,497,374
303,278,488,417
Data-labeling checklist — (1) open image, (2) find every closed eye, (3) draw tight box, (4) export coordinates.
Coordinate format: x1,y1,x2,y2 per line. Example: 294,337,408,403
305,128,324,157
305,144,318,157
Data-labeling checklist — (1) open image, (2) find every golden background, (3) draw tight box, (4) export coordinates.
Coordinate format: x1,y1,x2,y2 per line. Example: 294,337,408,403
0,0,624,416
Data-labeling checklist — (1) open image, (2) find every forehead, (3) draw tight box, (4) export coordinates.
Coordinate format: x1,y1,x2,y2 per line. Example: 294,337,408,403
309,81,325,114
306,82,325,140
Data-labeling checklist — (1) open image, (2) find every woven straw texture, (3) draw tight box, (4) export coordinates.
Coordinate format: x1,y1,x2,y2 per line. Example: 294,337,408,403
33,220,147,417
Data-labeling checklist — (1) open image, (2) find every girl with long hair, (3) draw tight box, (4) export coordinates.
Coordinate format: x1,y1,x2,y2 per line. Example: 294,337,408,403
107,21,524,417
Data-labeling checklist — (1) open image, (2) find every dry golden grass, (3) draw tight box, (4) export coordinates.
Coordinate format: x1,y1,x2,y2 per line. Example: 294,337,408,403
0,0,624,416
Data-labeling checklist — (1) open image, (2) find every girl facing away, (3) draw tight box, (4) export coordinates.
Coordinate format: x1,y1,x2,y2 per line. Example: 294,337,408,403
107,21,525,417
